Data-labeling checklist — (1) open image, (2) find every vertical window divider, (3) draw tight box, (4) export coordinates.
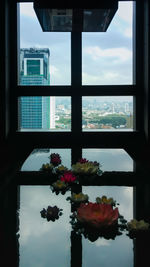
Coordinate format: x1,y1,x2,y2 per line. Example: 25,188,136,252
71,23,82,136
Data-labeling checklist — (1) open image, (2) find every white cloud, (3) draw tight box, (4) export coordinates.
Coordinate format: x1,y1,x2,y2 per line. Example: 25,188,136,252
82,71,120,85
94,238,111,247
50,65,59,76
117,2,133,24
84,46,132,63
19,3,36,18
124,27,132,38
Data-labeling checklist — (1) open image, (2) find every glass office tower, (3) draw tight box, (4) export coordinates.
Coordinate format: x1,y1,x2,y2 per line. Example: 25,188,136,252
19,48,55,130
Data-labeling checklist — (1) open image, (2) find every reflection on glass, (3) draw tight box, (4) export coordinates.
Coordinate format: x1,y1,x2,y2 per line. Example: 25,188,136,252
18,186,71,267
82,186,133,267
19,3,71,85
82,96,133,131
82,2,133,85
21,148,71,171
82,149,133,171
18,96,71,131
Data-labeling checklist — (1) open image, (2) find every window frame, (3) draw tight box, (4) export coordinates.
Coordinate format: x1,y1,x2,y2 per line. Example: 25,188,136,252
8,0,147,148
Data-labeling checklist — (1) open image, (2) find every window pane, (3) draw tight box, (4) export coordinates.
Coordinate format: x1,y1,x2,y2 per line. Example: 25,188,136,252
82,149,133,171
82,2,133,85
21,148,71,171
19,3,71,85
82,186,133,267
18,97,71,131
18,186,71,266
82,96,133,131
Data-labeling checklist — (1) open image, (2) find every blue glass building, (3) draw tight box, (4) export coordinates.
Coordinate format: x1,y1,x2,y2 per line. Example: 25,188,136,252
19,48,51,129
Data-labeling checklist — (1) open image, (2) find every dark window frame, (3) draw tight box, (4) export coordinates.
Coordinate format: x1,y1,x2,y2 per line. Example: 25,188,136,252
6,0,149,148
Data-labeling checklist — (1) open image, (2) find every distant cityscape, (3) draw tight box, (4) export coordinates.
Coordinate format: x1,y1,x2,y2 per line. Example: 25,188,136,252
82,99,133,130
19,48,133,131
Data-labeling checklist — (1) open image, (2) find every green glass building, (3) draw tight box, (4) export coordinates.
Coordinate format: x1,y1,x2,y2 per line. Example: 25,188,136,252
19,48,51,129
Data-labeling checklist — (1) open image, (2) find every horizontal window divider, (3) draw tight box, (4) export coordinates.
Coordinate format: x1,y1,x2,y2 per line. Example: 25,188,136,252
16,172,137,187
16,85,136,97
14,130,142,152
81,85,136,96
16,86,72,96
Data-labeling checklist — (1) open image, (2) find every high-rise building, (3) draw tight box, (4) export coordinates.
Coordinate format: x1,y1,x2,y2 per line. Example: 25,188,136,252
125,103,130,113
19,48,55,130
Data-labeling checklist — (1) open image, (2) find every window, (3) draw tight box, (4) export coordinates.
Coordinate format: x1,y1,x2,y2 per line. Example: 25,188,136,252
15,1,137,146
82,96,133,131
19,3,71,86
82,2,133,85
18,97,71,131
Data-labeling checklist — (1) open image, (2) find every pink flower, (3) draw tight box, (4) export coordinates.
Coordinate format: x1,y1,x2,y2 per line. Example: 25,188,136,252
50,153,61,166
60,171,77,183
76,202,119,228
78,158,89,164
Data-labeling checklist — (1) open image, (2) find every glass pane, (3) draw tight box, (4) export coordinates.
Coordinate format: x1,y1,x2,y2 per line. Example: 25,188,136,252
82,148,134,171
82,2,133,85
21,148,71,171
18,96,71,131
18,186,71,267
82,96,133,131
82,186,134,267
19,3,71,85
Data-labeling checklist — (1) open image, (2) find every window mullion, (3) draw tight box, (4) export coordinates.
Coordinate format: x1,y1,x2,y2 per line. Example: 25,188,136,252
71,30,82,134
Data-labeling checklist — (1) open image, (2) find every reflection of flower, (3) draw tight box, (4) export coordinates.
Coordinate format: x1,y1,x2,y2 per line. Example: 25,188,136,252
127,219,150,231
96,196,116,206
40,206,63,221
52,180,68,190
70,202,125,241
40,163,54,171
55,165,68,174
67,193,89,203
60,171,77,183
78,158,89,164
72,161,100,175
76,203,119,228
50,180,69,195
50,153,61,166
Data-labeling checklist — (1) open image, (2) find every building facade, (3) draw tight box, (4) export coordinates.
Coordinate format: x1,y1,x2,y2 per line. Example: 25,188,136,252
19,48,55,130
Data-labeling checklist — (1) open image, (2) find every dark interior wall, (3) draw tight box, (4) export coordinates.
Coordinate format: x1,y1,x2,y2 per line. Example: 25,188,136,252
143,0,150,145
0,1,7,143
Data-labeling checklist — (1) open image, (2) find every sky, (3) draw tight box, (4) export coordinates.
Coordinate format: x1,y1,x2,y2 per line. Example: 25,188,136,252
19,1,133,86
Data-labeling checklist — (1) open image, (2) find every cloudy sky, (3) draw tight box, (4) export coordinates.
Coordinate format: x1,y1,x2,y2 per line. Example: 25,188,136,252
19,1,133,86
18,184,133,266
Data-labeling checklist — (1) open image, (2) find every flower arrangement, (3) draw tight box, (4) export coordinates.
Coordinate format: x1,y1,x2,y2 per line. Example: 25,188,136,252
40,205,63,222
72,158,102,176
40,154,102,182
70,202,126,241
50,180,69,195
127,219,150,231
67,193,89,203
50,153,61,166
76,202,119,228
40,153,62,173
55,165,68,174
60,171,77,183
96,195,117,207
40,163,54,172
127,219,150,238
